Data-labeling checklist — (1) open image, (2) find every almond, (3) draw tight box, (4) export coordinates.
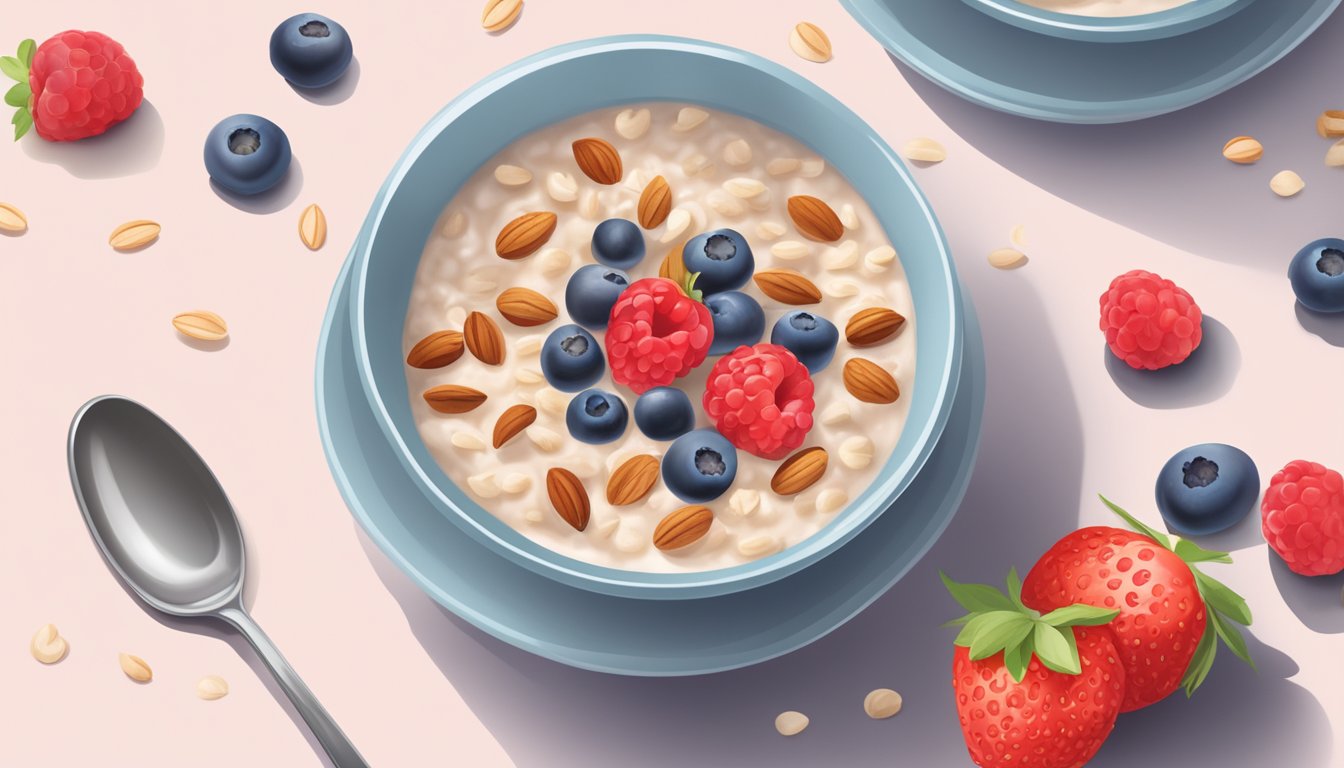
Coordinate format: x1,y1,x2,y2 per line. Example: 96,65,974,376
845,307,906,347
606,454,660,506
0,202,28,233
786,195,844,242
464,311,506,365
1222,136,1263,164
843,358,900,404
493,404,537,448
172,310,228,341
407,330,465,368
572,137,623,185
659,243,690,284
298,203,327,250
638,175,672,229
108,219,161,251
546,468,590,531
771,447,829,496
1318,110,1344,138
481,0,523,31
423,385,487,414
496,211,557,260
496,287,557,327
754,268,822,305
653,505,713,551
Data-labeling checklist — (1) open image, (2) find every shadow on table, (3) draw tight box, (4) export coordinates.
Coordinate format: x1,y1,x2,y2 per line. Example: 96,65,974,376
1270,555,1344,634
288,58,361,106
1103,315,1240,409
21,100,164,179
364,277,1091,767
1295,303,1344,347
888,8,1344,273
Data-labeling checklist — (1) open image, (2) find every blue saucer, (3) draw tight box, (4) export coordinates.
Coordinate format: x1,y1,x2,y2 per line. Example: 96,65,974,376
316,254,986,675
843,0,1341,123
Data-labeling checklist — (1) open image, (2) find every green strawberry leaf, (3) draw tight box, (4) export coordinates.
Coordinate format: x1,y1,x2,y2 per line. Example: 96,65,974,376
1193,570,1252,626
1003,640,1030,683
1100,494,1172,549
1005,567,1025,610
941,613,974,628
12,108,31,140
1175,537,1233,564
941,572,1018,614
1032,623,1081,675
1040,604,1121,627
967,612,1034,660
1211,611,1256,670
1182,621,1218,696
17,39,34,68
4,81,29,107
0,55,23,83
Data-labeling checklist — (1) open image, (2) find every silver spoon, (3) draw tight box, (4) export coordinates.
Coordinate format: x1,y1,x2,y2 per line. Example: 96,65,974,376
68,395,368,768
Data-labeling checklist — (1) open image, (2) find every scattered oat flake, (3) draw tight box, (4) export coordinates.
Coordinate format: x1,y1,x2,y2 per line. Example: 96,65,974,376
789,22,832,63
864,688,903,719
494,164,532,186
988,248,1028,270
481,0,522,32
775,710,810,736
196,675,229,701
108,219,160,251
0,202,28,233
1270,170,1304,198
903,138,946,164
30,624,68,664
615,108,651,140
1010,224,1027,248
173,310,229,342
298,203,326,250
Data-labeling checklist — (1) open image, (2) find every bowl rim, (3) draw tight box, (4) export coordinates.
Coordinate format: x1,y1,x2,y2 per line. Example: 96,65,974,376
962,0,1253,41
348,34,963,598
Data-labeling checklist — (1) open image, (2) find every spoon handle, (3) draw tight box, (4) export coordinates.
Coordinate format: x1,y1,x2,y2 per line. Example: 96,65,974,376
218,606,369,768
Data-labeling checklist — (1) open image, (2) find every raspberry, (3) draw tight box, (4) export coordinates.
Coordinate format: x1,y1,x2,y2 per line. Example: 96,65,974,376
6,31,144,142
702,343,815,459
1099,269,1202,370
606,277,713,394
1262,460,1344,576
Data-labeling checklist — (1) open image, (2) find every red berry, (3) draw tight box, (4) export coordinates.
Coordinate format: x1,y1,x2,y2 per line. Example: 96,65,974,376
1262,460,1344,576
606,277,713,394
1099,269,1202,370
702,343,814,460
14,31,144,142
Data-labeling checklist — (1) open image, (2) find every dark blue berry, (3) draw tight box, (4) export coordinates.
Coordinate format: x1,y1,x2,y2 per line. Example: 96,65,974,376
682,229,754,294
269,13,354,89
1288,238,1344,313
634,387,696,441
662,429,737,503
540,324,604,392
590,219,646,270
1155,443,1260,536
770,310,839,372
203,114,292,196
565,389,628,444
704,291,765,355
565,264,630,329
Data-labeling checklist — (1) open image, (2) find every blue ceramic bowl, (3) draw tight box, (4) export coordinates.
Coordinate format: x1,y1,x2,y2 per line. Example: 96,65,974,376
962,0,1254,42
349,36,963,600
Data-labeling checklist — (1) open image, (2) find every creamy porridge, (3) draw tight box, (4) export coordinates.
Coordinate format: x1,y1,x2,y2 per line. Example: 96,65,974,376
403,103,915,573
1015,0,1196,16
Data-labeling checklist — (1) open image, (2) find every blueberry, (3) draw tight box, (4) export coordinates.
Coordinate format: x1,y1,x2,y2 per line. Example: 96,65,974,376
269,13,354,89
634,387,696,441
590,219,646,270
1155,443,1260,536
1288,238,1344,313
704,291,765,355
682,229,755,294
770,310,839,372
203,114,292,195
565,389,628,444
565,264,630,329
540,324,605,392
662,429,738,503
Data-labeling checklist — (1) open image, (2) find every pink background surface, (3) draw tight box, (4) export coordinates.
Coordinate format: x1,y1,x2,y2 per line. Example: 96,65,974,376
3,1,1343,765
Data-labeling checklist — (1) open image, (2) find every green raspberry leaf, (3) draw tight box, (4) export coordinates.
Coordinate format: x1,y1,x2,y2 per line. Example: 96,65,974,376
941,572,1017,614
1175,537,1233,564
1182,621,1218,696
1032,623,1081,675
12,108,31,140
968,613,1034,661
17,39,34,68
1003,641,1030,683
1040,604,1120,627
4,81,29,107
0,55,23,83
680,272,704,303
1099,495,1172,549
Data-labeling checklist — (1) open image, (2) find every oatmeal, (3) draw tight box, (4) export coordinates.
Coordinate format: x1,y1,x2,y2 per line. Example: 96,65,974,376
403,103,915,573
1013,0,1196,17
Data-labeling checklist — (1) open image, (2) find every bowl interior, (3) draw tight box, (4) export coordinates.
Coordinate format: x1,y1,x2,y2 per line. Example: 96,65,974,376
351,37,961,597
963,0,1253,41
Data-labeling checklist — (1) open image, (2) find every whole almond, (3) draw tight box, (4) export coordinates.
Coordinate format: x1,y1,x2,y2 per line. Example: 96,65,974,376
464,311,506,365
481,0,523,31
789,22,832,63
119,652,153,683
496,287,558,327
1318,110,1344,138
298,203,327,250
787,195,844,242
638,175,672,229
844,358,900,404
771,447,829,496
846,307,907,347
1222,136,1263,164
0,202,28,233
606,454,660,506
572,137,623,185
493,404,537,448
407,330,465,368
30,624,68,664
109,219,161,251
172,310,228,341
659,244,690,284
423,385,487,414
496,211,558,260
653,505,713,551
754,268,822,305
546,467,590,531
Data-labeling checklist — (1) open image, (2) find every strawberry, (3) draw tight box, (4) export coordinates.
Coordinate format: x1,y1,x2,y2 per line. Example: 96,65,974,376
1022,496,1254,712
2,31,144,141
944,570,1125,768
